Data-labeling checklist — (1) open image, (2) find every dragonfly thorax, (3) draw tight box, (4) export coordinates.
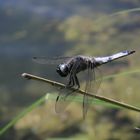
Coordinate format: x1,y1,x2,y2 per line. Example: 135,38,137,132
56,63,69,77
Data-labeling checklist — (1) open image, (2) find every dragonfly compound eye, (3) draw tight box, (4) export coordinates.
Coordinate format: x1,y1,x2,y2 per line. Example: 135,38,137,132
56,64,69,77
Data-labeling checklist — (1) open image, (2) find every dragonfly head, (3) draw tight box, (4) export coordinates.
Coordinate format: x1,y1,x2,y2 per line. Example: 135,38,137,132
56,63,69,77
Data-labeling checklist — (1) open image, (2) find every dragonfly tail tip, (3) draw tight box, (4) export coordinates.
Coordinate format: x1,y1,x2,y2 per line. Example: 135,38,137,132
128,50,135,54
122,50,135,55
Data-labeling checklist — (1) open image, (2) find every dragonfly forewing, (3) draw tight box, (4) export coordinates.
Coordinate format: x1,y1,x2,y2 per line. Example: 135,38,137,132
55,87,77,113
33,56,72,64
55,61,82,113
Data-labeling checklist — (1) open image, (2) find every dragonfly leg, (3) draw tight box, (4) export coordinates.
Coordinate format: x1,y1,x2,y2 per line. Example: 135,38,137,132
67,74,74,87
74,75,80,89
66,73,80,89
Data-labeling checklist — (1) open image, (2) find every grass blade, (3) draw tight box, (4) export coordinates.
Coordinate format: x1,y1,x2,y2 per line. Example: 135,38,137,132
0,95,46,136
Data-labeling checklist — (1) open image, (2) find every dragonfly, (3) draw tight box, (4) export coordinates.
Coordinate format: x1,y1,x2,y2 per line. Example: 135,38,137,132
33,50,135,118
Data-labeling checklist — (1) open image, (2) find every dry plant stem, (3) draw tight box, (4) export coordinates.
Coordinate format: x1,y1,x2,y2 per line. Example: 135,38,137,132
22,73,140,112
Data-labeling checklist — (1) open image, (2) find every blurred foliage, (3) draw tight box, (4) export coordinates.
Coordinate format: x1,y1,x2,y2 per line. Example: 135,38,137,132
0,0,140,140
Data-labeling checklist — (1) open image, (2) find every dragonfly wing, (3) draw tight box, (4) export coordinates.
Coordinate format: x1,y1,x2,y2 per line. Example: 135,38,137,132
55,61,81,113
55,87,77,113
83,65,102,119
32,56,73,64
89,66,102,94
83,65,92,119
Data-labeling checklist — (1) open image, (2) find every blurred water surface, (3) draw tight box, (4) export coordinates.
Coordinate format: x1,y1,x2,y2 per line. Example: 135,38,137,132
0,1,140,140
